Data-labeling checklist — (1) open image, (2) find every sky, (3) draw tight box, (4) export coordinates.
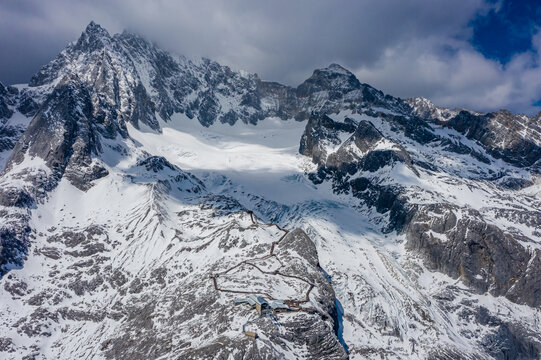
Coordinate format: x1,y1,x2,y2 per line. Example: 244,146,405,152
1,0,541,114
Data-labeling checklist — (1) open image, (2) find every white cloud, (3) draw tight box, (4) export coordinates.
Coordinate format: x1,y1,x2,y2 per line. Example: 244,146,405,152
355,33,541,114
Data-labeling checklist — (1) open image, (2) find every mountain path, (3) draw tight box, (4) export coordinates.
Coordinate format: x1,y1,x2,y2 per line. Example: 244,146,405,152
210,210,315,305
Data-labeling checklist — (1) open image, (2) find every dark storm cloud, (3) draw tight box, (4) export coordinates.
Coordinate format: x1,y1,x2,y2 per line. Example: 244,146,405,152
1,0,540,114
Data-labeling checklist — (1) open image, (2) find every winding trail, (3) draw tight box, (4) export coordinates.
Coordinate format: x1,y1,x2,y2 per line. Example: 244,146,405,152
210,210,315,306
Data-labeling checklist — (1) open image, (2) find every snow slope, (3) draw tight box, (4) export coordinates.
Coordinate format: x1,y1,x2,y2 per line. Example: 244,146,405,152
127,111,541,359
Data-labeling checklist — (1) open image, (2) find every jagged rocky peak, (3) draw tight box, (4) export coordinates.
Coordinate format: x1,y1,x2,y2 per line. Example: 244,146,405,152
29,22,114,87
0,83,32,121
407,95,541,170
30,23,163,132
326,62,352,73
3,74,108,193
295,63,411,121
300,112,414,175
405,96,459,121
0,83,39,174
439,109,541,170
74,21,113,52
24,22,407,129
297,63,361,96
26,21,272,128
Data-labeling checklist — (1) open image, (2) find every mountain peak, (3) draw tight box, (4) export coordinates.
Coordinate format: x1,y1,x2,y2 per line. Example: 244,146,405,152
325,63,351,74
407,96,435,107
297,63,361,99
309,63,355,78
84,21,108,35
74,21,112,52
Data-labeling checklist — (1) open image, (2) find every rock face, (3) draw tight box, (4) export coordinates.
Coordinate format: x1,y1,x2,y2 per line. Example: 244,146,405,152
25,23,410,131
297,65,541,357
0,83,38,157
444,110,541,170
405,205,541,307
0,83,15,120
0,76,109,275
301,114,414,175
407,97,541,172
27,22,292,129
6,76,108,192
1,21,541,360
300,100,541,309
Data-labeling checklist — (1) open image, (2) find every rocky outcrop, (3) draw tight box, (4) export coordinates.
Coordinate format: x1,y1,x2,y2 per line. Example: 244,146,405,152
133,155,205,194
405,205,541,308
0,83,15,121
299,84,541,314
301,113,418,175
299,114,357,166
407,97,541,172
5,75,107,192
405,97,459,122
255,80,298,119
0,84,39,158
0,75,109,274
443,110,541,170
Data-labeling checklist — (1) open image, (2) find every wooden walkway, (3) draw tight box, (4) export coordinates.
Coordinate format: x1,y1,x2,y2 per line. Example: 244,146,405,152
210,210,315,305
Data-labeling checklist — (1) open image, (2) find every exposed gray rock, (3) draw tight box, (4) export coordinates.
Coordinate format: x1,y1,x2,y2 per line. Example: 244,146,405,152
299,114,357,166
405,205,541,307
0,337,15,353
444,110,541,171
0,82,14,120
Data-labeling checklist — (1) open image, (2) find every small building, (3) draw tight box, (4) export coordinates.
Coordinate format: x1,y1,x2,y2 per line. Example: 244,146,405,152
244,331,258,339
243,321,258,339
269,300,290,313
234,295,272,315
233,298,256,307
254,296,272,315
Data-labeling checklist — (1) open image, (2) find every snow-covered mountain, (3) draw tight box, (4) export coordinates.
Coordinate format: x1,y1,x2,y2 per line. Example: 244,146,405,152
1,22,541,359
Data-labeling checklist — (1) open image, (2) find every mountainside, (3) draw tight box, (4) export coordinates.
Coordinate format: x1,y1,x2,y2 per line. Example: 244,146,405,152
1,22,541,359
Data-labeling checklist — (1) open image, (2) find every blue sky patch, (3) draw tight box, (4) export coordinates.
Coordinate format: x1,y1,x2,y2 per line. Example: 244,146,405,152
471,0,541,64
